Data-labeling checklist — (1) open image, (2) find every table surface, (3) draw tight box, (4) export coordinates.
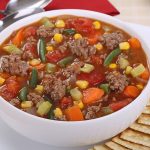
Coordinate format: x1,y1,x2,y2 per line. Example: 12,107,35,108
110,0,150,26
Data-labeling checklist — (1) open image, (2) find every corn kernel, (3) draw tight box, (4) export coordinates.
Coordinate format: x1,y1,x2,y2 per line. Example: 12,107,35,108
0,77,5,86
35,85,44,94
76,80,89,89
29,59,41,66
74,33,82,40
109,63,117,69
119,42,130,50
136,84,144,90
95,43,103,51
93,21,101,29
54,33,63,43
55,20,65,28
54,108,63,118
125,66,133,75
46,46,54,51
21,101,33,109
74,101,84,109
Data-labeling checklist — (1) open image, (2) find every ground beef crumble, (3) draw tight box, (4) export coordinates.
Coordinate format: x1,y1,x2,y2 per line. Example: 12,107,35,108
106,71,129,92
22,36,37,60
0,54,29,76
37,25,64,38
10,98,20,106
68,38,96,59
27,92,44,105
42,75,66,102
82,103,102,120
99,31,126,50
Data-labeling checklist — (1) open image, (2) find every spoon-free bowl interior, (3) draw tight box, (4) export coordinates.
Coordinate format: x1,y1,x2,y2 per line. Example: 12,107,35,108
0,9,149,147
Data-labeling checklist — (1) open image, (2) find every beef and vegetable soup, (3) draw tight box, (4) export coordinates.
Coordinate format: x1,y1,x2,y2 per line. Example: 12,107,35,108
0,15,149,121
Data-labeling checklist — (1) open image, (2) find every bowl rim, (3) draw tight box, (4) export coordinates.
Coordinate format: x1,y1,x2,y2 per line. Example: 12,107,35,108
0,9,150,125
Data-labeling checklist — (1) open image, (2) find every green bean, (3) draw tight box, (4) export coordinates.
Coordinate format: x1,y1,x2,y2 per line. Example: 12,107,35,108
104,48,121,66
63,29,76,35
38,38,46,63
19,87,28,102
58,56,74,68
101,107,113,115
29,68,38,88
99,84,110,94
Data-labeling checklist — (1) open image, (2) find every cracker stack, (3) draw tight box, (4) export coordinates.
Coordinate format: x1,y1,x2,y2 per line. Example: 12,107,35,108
89,101,150,150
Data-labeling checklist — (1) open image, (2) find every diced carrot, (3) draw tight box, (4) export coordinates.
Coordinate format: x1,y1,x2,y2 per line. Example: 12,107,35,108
0,72,10,79
83,88,104,104
128,37,141,49
12,28,24,47
65,106,84,121
140,69,149,80
124,85,140,98
109,98,133,111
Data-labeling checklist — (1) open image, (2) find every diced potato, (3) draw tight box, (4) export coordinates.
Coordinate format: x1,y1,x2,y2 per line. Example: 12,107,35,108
136,84,144,90
76,80,89,89
119,42,130,50
54,108,63,118
125,66,133,75
95,43,103,51
37,101,52,116
54,33,63,43
74,101,84,109
55,20,65,28
29,59,41,66
131,64,145,77
21,101,33,109
80,63,95,73
35,85,44,94
109,63,117,69
0,77,5,86
74,33,82,40
70,88,83,101
46,46,54,51
93,21,101,29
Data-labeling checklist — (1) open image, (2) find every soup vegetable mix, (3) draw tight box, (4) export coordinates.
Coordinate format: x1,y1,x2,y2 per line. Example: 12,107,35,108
0,16,149,121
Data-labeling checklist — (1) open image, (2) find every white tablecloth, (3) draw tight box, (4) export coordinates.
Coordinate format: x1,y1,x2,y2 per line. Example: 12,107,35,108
110,0,150,26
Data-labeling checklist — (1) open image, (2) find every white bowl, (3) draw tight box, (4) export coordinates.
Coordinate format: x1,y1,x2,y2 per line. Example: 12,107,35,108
0,9,149,147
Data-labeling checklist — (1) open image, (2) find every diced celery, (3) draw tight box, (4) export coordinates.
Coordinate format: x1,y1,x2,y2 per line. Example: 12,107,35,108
46,63,56,73
37,101,52,116
70,87,83,101
40,17,54,28
3,44,22,54
80,63,95,73
118,57,129,69
131,64,145,77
